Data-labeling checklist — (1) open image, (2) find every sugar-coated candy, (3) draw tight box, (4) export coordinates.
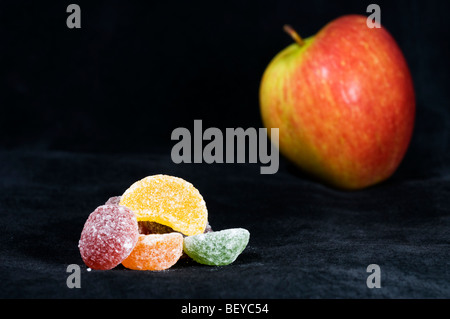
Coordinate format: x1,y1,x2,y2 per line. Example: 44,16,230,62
139,221,213,236
204,222,213,233
105,196,121,206
119,175,208,236
79,174,245,272
183,228,250,266
136,220,213,261
79,205,139,270
138,221,175,235
121,233,184,271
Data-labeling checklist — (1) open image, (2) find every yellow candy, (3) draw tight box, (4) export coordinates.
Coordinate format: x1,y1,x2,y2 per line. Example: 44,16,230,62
119,175,208,236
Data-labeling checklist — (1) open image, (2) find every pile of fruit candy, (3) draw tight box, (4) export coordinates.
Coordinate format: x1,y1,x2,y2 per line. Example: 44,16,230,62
78,175,250,271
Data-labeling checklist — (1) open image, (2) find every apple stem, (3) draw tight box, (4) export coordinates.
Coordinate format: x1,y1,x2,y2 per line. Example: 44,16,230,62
283,25,304,47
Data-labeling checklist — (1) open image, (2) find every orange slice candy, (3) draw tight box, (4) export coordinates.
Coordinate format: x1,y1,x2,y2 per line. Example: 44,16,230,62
121,233,183,271
119,175,208,236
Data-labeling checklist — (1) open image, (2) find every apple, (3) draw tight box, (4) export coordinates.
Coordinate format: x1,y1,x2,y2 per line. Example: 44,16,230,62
259,15,415,190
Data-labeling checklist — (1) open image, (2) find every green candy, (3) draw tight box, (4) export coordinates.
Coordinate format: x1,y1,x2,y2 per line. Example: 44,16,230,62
183,228,250,266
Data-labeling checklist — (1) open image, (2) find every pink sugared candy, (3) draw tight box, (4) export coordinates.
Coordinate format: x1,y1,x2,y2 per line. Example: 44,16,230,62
105,196,121,206
79,205,139,270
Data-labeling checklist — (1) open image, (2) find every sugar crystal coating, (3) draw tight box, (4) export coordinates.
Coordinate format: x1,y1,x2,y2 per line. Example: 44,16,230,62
136,220,213,261
79,205,139,270
183,228,250,266
204,222,213,233
121,233,184,271
119,175,208,236
105,196,121,206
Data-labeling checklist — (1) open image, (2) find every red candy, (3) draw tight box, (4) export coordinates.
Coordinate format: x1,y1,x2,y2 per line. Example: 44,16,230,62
79,205,139,270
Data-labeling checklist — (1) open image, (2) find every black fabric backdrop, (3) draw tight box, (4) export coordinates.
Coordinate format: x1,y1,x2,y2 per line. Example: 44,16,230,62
0,0,449,299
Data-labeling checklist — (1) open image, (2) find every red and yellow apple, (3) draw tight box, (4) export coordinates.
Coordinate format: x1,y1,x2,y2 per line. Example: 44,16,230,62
259,15,415,190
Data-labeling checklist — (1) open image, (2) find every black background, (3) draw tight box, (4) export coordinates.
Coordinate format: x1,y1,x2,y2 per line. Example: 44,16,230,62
0,0,449,299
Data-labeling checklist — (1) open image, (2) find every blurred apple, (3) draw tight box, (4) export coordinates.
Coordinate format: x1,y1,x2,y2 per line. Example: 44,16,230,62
259,15,415,190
